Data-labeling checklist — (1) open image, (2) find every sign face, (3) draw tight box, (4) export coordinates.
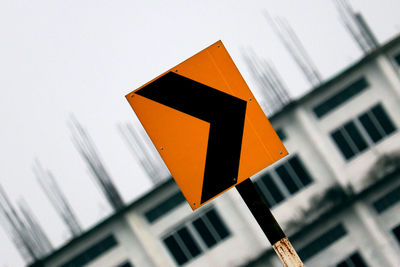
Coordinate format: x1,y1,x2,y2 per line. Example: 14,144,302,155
126,41,287,210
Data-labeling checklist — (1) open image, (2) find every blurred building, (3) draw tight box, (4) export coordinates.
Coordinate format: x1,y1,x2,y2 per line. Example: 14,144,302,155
29,35,400,267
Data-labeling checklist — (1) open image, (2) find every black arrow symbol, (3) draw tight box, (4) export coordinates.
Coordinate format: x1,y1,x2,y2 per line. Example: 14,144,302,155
136,72,247,204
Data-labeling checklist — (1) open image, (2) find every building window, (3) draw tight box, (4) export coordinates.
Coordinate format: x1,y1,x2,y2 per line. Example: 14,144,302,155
393,224,400,244
163,208,230,265
331,103,396,160
372,184,400,213
60,235,118,267
313,77,369,118
298,224,347,261
394,53,400,66
255,155,313,208
275,128,286,141
359,104,396,141
144,191,186,223
336,252,369,267
331,121,368,159
116,261,133,267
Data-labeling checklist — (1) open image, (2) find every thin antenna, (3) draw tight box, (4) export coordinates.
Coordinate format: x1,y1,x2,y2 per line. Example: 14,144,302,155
119,123,168,185
0,187,34,262
265,12,322,87
339,0,377,47
0,185,53,263
334,0,378,53
279,18,322,84
354,13,379,48
266,13,312,83
335,0,369,52
69,116,124,211
0,185,37,260
126,124,160,178
242,51,276,115
17,199,53,256
264,60,291,104
338,10,369,52
242,48,291,116
33,160,82,237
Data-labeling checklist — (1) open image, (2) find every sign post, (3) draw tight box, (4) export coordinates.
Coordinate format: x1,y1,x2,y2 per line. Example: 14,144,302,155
236,179,303,266
125,41,304,266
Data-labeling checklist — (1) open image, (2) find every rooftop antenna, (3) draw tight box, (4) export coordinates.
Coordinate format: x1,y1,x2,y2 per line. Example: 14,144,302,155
242,48,291,116
243,50,278,115
0,185,35,263
119,123,168,185
33,160,82,237
265,12,322,87
0,185,52,263
69,116,124,211
17,199,53,257
334,0,378,53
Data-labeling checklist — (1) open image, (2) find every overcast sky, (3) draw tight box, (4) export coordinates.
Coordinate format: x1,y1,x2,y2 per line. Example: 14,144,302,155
1,0,400,266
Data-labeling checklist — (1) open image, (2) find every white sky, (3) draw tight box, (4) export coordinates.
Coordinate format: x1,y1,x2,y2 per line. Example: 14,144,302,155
1,0,400,266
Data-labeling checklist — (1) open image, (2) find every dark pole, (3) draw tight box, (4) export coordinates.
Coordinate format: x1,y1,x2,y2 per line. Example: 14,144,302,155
236,178,304,267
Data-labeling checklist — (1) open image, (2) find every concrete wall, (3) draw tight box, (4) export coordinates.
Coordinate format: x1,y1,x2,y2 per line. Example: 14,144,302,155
37,42,400,267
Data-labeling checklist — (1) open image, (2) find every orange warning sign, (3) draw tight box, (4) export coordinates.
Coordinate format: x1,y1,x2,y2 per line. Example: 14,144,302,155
126,41,287,210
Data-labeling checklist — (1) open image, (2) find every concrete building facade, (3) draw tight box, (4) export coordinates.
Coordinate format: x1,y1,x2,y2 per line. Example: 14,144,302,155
30,35,400,267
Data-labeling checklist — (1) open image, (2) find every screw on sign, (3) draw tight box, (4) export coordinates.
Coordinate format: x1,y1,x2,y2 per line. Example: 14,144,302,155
125,40,304,267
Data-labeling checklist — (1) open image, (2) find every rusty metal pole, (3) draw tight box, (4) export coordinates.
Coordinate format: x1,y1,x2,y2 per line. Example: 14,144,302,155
236,178,304,267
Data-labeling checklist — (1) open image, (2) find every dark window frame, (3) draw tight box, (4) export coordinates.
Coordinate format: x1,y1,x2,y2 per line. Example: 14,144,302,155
392,224,400,244
336,251,369,267
162,207,230,266
60,234,118,267
372,184,400,213
144,191,186,223
275,128,287,141
298,224,347,261
330,103,396,160
116,261,134,267
255,155,313,208
313,77,369,119
394,53,400,66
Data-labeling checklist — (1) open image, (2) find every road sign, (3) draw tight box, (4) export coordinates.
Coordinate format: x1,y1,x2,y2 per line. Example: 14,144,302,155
126,40,288,210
